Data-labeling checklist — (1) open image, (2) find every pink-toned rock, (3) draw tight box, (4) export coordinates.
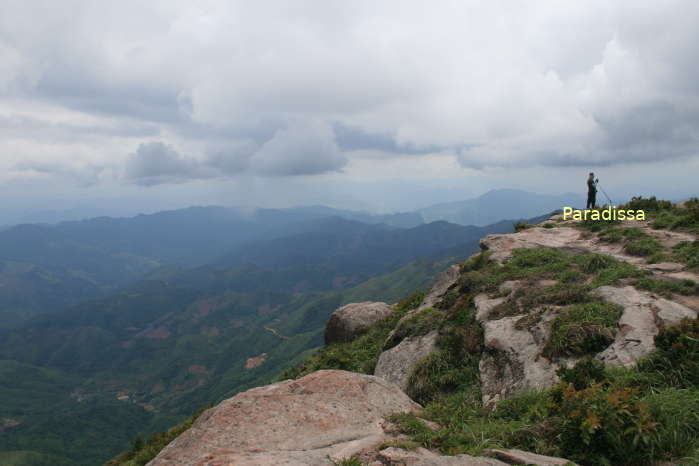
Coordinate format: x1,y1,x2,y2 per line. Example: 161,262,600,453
147,370,420,466
487,448,578,465
325,301,394,344
375,331,439,392
593,286,697,367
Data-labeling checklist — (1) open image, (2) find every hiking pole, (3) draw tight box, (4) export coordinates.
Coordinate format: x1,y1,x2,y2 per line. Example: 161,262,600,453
597,183,614,206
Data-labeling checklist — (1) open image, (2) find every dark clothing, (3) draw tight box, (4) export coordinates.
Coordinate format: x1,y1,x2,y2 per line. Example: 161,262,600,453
586,178,597,209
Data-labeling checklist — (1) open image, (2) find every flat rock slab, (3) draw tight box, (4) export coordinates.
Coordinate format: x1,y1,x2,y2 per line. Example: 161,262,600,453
375,331,439,392
413,455,509,465
147,370,420,466
478,307,562,406
325,301,394,344
593,286,697,367
487,448,578,466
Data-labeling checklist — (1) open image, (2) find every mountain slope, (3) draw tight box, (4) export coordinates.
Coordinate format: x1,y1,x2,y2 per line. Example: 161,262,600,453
418,189,580,226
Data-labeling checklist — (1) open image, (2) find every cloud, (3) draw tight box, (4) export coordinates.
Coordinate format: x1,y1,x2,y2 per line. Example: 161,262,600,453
122,121,347,185
1,0,698,190
123,141,210,186
250,120,347,176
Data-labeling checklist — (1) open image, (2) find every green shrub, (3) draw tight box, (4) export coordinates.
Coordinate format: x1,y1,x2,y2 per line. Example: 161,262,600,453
460,251,492,272
640,318,699,388
106,406,208,466
545,302,623,358
623,196,673,213
550,383,658,465
557,358,606,390
514,221,530,232
624,237,663,257
395,290,426,312
384,307,444,350
643,388,699,460
635,277,699,297
675,240,699,269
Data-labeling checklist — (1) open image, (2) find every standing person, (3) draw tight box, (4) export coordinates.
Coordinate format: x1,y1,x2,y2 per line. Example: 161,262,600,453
586,172,597,209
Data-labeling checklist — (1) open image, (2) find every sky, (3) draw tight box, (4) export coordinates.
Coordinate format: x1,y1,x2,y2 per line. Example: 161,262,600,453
1,0,698,221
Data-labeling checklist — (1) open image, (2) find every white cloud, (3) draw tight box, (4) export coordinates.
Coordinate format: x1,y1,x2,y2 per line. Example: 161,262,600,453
0,0,697,193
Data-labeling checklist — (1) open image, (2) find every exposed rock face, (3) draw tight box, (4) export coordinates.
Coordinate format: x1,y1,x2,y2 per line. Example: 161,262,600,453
418,264,461,310
478,304,564,406
593,286,697,367
487,448,579,466
147,370,420,466
477,220,698,405
481,227,589,264
412,456,509,465
374,331,439,392
325,301,394,344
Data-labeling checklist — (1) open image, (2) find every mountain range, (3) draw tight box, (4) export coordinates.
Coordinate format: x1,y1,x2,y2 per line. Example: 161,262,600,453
0,190,557,465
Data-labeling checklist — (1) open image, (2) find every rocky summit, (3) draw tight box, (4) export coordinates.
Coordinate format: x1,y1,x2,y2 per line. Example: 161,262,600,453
122,198,699,465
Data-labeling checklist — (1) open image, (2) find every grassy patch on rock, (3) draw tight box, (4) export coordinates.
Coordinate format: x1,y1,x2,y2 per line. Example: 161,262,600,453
280,291,425,379
544,302,623,358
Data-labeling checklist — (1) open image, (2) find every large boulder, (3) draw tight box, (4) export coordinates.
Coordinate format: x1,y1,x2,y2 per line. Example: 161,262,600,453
147,370,420,466
324,301,394,345
374,331,439,392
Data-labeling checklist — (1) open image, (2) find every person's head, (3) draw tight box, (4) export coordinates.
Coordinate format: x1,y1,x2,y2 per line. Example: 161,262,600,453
589,172,594,178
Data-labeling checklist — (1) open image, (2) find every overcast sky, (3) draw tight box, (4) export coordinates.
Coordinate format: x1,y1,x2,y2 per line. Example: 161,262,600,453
1,0,698,219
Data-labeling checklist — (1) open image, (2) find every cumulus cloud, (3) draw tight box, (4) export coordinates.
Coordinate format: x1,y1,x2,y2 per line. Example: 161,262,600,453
123,141,210,186
250,121,347,176
1,0,699,188
122,121,347,185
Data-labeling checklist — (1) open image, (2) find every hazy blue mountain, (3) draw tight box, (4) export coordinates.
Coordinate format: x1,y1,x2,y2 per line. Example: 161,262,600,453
417,189,581,226
0,209,550,465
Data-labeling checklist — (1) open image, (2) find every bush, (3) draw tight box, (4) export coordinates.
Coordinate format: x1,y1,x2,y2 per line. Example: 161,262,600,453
557,358,606,390
384,307,443,350
624,237,663,257
551,383,658,465
675,240,699,269
635,277,699,297
514,221,530,232
640,318,699,388
545,302,623,358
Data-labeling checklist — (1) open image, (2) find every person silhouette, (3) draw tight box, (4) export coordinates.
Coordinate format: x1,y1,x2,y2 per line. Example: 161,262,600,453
586,172,598,209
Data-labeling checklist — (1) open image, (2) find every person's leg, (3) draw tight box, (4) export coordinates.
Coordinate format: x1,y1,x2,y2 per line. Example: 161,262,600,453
586,193,593,209
592,193,597,208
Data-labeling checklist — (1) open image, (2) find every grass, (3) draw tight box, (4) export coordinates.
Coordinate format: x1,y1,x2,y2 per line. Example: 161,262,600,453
384,307,444,350
674,240,699,270
406,297,482,404
395,318,699,465
280,290,425,379
105,406,209,466
635,277,699,297
544,302,623,358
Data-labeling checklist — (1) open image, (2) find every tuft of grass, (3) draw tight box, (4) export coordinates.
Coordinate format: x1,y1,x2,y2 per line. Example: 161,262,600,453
514,221,531,232
407,297,482,404
624,237,664,257
332,456,364,466
544,302,623,358
674,240,699,270
281,290,431,380
635,277,699,297
384,307,444,350
106,406,209,466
